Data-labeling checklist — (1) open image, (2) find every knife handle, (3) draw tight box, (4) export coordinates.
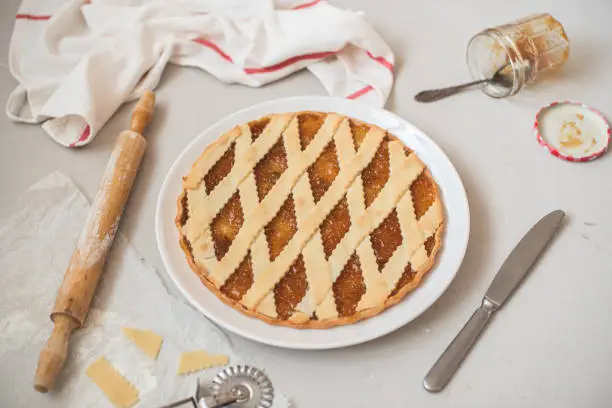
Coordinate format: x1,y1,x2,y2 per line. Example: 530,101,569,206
423,298,497,392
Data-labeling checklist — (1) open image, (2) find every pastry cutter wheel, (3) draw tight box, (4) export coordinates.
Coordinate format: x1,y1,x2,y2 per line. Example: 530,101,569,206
160,365,274,408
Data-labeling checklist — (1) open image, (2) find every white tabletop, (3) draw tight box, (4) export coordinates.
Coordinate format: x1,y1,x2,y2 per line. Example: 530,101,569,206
2,1,611,407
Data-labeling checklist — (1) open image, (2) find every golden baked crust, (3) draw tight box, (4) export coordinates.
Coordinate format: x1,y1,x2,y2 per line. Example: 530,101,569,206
176,112,445,329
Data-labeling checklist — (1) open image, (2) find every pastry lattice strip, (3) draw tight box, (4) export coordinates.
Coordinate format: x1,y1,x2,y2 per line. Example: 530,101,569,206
204,113,344,286
314,134,430,318
184,114,295,261
281,117,333,322
234,124,277,317
240,121,386,309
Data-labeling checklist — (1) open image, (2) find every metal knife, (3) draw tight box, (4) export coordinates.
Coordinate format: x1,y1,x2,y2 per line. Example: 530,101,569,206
423,210,565,392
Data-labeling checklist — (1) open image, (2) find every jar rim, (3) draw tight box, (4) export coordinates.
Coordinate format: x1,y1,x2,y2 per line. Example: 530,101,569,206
466,30,525,98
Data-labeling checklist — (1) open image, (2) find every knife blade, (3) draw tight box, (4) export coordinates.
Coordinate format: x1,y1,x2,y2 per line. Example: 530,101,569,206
485,209,565,307
423,210,565,393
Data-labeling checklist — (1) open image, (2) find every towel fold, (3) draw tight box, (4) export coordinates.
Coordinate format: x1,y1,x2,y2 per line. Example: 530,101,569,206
7,0,395,147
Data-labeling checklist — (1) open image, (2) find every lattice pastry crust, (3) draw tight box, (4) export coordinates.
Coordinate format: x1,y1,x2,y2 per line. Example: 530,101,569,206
176,112,444,328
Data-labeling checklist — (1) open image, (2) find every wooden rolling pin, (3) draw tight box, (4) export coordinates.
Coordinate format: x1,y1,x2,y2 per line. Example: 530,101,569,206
34,91,156,393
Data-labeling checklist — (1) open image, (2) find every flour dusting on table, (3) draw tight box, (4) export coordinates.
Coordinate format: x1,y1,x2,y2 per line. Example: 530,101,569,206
0,171,290,408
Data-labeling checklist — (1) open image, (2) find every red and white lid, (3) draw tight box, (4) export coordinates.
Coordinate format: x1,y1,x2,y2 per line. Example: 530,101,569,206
534,101,610,162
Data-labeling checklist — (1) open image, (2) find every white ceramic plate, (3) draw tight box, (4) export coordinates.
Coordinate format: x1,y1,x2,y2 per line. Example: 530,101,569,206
156,96,470,350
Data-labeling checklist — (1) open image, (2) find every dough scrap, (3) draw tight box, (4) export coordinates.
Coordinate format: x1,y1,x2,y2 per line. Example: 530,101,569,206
177,350,229,375
122,327,163,360
86,357,139,408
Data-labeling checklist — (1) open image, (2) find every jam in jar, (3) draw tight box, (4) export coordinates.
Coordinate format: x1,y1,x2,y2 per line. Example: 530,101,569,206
466,13,570,98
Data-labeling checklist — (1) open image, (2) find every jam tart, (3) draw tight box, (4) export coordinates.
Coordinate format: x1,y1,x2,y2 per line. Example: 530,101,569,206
176,112,444,328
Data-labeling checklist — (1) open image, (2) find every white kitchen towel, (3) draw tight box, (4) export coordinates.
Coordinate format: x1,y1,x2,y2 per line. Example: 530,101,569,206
7,0,395,147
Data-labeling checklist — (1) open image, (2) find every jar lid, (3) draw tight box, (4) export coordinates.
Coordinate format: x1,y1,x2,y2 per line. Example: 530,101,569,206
535,101,610,162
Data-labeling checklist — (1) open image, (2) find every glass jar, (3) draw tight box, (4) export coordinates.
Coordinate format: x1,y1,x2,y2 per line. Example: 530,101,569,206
466,13,569,98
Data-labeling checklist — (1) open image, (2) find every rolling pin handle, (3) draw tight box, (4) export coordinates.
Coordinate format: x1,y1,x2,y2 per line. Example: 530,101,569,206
129,91,156,134
34,314,79,393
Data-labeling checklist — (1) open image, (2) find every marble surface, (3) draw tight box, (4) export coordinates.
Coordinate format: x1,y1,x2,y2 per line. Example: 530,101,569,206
2,1,612,407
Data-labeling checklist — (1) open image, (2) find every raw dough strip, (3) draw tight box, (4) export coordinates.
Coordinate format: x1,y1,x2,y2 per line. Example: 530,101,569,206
86,357,139,408
208,114,344,286
177,350,229,375
241,125,386,309
183,114,294,247
316,141,425,319
121,327,163,360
